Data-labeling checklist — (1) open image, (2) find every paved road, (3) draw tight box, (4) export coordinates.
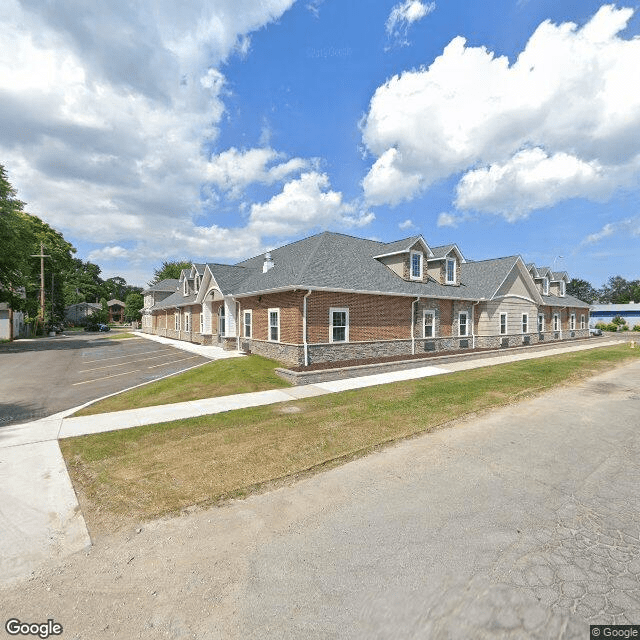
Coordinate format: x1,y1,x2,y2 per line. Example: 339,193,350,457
1,360,638,638
0,332,209,426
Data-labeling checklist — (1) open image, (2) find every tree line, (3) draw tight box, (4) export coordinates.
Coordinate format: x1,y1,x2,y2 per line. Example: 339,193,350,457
567,277,640,305
0,164,143,332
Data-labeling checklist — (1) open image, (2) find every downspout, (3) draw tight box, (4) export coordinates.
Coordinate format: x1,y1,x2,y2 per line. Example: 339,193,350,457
303,290,312,366
236,299,241,351
412,297,420,355
472,300,481,349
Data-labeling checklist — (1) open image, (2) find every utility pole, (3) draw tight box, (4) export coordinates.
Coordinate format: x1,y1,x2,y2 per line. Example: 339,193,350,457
30,242,50,329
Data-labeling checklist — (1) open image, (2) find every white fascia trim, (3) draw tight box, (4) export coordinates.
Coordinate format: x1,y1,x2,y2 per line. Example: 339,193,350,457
492,294,537,304
234,285,486,303
428,244,466,264
491,257,543,304
373,235,433,259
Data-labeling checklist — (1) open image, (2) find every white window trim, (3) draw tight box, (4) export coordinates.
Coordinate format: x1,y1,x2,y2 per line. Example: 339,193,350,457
174,311,180,331
543,278,549,295
244,309,252,338
580,314,585,330
329,307,349,343
423,309,436,338
538,314,545,333
499,312,508,335
560,281,566,296
570,313,576,330
219,305,226,337
268,308,280,343
183,279,188,296
446,258,456,284
458,311,468,337
184,311,191,333
409,250,423,281
553,313,559,331
522,313,528,334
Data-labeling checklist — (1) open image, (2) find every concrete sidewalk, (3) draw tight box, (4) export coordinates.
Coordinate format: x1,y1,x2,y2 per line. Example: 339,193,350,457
0,337,626,586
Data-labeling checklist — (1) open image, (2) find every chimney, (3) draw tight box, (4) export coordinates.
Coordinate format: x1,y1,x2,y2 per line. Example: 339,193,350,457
263,251,274,273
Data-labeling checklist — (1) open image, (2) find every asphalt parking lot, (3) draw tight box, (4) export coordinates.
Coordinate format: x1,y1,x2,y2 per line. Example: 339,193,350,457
0,331,210,426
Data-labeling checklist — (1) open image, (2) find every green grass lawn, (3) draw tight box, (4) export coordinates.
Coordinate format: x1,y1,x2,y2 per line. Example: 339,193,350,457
61,344,640,536
74,354,290,416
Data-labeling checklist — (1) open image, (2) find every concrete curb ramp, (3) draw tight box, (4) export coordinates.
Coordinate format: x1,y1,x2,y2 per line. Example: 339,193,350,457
0,337,626,586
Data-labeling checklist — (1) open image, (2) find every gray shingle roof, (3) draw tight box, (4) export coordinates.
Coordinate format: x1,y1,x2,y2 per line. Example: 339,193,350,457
143,278,179,293
229,232,526,301
148,232,589,308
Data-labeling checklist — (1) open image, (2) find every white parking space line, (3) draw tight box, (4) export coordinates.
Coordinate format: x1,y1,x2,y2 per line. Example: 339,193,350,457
81,348,176,364
147,355,202,369
72,370,142,386
79,352,192,372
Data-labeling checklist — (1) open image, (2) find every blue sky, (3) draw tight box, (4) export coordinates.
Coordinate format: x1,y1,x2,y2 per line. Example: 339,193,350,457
1,0,639,287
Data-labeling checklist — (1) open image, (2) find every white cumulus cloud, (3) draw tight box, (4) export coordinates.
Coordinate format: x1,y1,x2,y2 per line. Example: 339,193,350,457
248,172,372,238
363,4,640,218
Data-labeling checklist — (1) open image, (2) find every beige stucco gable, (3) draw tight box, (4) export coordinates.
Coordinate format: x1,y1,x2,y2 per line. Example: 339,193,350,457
494,261,543,303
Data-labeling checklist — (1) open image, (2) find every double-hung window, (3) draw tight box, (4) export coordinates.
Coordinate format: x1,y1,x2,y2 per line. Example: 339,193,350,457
446,258,456,284
269,308,280,342
174,312,180,331
410,251,423,280
500,313,507,335
219,306,225,336
553,313,559,331
538,314,545,332
543,278,549,295
580,314,585,329
424,310,435,338
459,312,468,337
330,308,349,342
184,311,191,332
244,310,252,338
560,281,566,296
570,313,576,330
522,314,528,334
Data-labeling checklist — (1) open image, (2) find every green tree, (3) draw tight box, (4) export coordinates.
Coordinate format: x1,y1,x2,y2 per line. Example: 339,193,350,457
149,260,191,286
124,292,144,322
566,278,598,304
63,258,103,305
0,165,32,309
598,276,640,304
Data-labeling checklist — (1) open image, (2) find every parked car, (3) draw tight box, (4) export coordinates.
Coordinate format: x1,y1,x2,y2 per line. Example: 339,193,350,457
589,327,603,336
84,322,111,332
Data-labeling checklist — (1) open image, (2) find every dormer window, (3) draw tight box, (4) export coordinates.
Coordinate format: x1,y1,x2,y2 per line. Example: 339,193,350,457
543,278,549,295
446,258,456,284
183,279,188,296
560,280,565,296
410,251,423,280
194,276,199,294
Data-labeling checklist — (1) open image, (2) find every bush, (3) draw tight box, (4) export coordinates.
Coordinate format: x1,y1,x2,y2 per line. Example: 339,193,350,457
633,325,640,332
612,315,627,326
595,322,608,330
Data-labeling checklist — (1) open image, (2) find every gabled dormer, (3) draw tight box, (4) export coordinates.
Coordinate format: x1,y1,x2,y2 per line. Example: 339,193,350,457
550,271,568,297
374,236,433,283
427,244,466,286
528,265,551,296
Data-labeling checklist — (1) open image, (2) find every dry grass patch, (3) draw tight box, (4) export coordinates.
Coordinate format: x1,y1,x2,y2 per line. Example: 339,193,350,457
61,344,640,536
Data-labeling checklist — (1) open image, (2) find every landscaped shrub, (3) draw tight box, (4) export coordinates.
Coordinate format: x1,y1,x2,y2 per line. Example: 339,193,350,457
633,325,640,332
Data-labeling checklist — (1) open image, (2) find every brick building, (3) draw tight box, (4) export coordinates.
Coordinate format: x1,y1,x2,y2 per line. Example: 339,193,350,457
143,232,590,366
